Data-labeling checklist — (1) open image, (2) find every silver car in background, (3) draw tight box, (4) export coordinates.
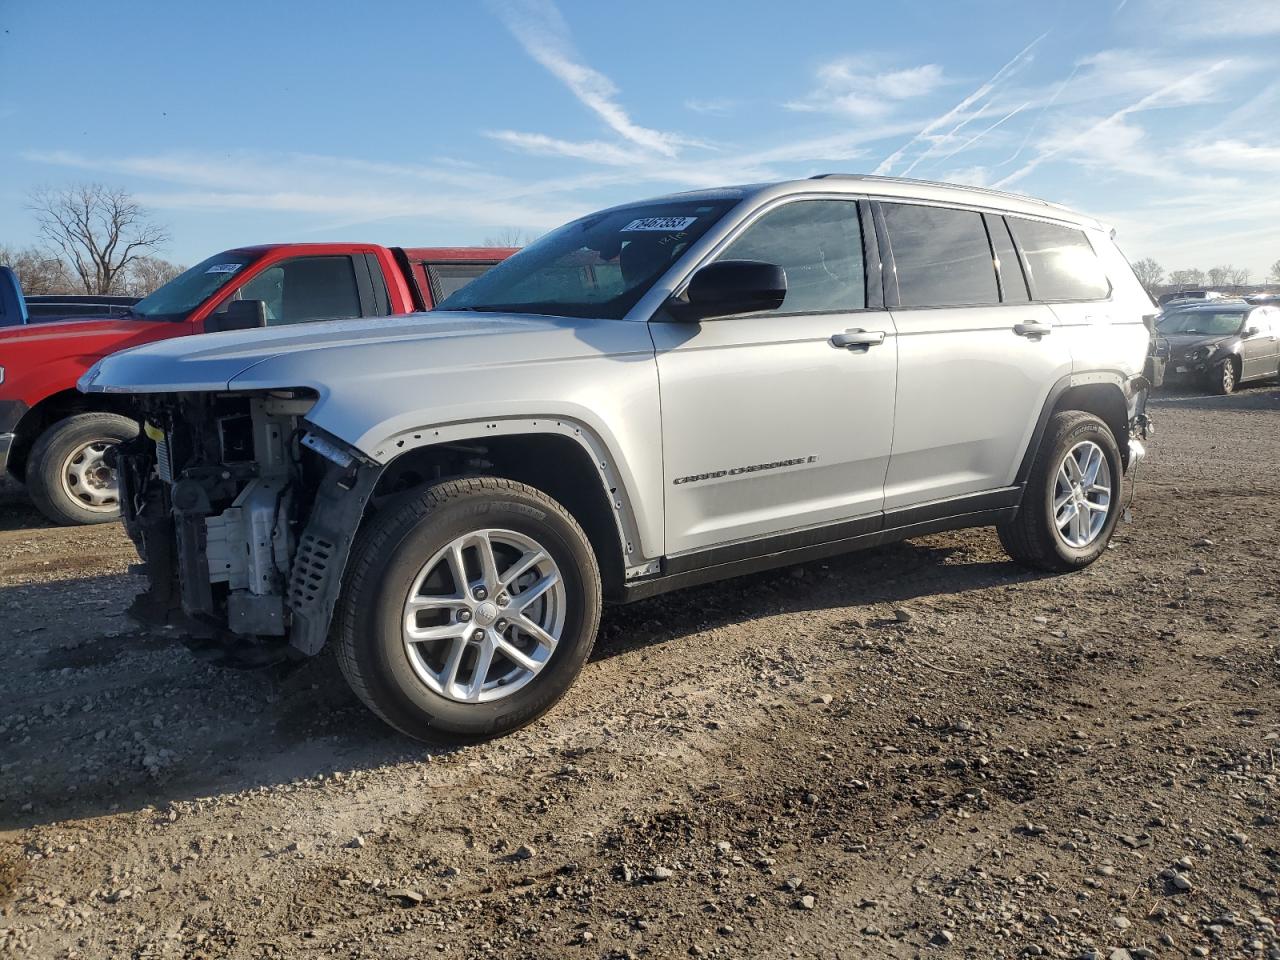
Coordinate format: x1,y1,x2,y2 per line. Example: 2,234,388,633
81,175,1156,741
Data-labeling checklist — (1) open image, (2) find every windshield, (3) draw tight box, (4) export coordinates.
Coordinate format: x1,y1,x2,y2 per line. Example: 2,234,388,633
1157,309,1244,336
131,251,258,321
438,199,739,319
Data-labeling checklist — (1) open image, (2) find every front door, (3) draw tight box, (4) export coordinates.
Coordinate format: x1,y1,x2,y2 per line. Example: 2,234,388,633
1240,308,1279,381
651,197,897,557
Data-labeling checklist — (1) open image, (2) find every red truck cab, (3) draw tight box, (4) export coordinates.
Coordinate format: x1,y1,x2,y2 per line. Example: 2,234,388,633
0,242,515,525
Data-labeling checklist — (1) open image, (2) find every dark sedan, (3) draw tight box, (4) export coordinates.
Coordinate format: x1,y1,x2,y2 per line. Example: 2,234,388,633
1158,302,1280,394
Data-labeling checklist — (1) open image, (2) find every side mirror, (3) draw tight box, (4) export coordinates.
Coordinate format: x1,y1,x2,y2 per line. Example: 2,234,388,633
206,299,267,332
1244,325,1260,338
667,260,787,321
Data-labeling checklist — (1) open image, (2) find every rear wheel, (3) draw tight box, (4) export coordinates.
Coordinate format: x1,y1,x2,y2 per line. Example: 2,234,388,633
335,477,601,742
998,411,1123,572
26,412,139,525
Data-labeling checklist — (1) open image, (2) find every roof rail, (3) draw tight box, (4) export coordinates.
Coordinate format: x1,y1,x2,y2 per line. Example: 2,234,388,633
808,173,1067,211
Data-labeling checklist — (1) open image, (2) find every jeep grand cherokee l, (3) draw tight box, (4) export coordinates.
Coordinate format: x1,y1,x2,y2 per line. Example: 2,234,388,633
81,176,1155,742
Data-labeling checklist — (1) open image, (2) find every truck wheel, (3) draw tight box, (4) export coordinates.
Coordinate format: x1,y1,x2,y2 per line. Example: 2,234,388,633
335,477,602,743
997,411,1122,572
26,413,139,525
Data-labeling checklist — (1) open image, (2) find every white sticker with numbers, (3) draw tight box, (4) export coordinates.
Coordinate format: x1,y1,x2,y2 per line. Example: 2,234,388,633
621,216,697,232
205,263,243,274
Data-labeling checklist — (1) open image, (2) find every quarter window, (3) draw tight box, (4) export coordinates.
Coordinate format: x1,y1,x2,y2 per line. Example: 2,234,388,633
1007,218,1110,301
881,203,999,307
717,199,865,314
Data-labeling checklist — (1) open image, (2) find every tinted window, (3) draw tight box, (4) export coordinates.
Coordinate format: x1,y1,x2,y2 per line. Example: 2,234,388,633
717,199,864,314
228,256,362,326
986,214,1029,302
1007,218,1110,301
427,262,494,303
1156,309,1244,336
881,203,998,307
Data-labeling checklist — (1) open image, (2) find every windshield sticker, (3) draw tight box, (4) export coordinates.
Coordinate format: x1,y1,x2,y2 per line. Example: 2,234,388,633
205,263,243,275
621,216,697,232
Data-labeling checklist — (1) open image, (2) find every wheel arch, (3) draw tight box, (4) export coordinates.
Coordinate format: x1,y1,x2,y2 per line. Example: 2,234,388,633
1016,373,1133,484
365,418,643,600
7,389,137,482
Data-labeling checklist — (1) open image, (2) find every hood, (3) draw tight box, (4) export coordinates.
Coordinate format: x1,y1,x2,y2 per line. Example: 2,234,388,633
80,311,635,394
0,315,172,343
1160,332,1232,355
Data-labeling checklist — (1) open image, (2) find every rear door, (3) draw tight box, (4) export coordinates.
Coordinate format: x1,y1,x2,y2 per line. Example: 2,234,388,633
879,201,1072,509
652,196,897,556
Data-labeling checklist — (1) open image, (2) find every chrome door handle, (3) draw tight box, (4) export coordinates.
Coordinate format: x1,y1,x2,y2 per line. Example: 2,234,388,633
1013,322,1052,339
830,329,886,350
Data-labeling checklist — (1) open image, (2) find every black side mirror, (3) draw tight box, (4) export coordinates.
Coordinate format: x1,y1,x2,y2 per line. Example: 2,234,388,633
206,299,267,332
1244,325,1260,338
667,260,787,321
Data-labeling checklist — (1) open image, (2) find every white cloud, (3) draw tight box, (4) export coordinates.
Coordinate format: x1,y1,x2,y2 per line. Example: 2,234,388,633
787,59,946,119
875,32,1046,176
489,0,686,158
684,98,736,116
1184,138,1280,172
1147,0,1280,37
485,131,640,166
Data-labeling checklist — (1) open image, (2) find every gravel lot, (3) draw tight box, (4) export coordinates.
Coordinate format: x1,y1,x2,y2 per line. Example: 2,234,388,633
1,386,1277,960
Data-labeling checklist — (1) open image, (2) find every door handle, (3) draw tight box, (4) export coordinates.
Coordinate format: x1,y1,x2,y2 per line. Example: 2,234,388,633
1013,322,1052,339
830,329,886,350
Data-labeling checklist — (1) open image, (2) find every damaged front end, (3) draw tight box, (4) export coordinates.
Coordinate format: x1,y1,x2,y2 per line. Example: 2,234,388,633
118,390,381,666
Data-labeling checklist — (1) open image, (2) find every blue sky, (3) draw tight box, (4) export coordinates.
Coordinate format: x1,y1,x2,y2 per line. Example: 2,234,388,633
3,0,1279,280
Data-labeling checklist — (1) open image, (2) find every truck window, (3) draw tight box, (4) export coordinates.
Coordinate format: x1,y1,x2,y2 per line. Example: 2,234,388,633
426,262,495,303
225,256,363,326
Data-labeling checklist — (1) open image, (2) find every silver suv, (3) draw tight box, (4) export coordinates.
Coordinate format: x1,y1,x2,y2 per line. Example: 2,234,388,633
82,176,1155,741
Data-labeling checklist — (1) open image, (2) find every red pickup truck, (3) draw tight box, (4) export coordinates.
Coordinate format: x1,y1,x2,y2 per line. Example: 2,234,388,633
0,242,515,524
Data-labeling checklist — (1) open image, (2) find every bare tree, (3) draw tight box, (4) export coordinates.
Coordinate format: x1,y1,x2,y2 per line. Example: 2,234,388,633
483,227,532,248
28,184,169,295
122,256,186,296
1168,268,1205,288
1130,257,1164,292
1206,265,1234,288
1228,267,1250,288
1269,259,1280,284
0,244,76,294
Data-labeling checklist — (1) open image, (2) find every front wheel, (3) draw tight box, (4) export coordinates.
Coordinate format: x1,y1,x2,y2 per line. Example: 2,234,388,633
1211,357,1236,395
334,477,602,742
25,412,139,525
998,411,1123,572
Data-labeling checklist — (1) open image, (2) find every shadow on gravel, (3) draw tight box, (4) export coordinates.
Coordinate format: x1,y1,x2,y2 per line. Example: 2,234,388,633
0,535,1046,832
0,490,51,533
1151,383,1280,412
593,538,1051,662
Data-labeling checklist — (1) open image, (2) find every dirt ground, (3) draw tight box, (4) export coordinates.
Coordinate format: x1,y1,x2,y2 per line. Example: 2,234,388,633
0,385,1277,960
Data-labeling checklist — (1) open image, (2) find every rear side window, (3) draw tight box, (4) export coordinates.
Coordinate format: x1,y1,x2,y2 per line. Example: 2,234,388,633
717,199,865,314
426,262,494,303
1007,218,1111,301
881,203,999,307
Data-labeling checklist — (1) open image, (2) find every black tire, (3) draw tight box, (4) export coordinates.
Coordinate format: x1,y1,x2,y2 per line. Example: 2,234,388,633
998,411,1123,572
1210,357,1237,395
334,477,602,743
26,412,139,526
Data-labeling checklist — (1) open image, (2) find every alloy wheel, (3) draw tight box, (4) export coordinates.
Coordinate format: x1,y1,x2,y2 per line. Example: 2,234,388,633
1053,440,1112,548
401,528,566,703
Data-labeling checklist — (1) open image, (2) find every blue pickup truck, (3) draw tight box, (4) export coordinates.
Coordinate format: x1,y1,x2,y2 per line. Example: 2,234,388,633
0,267,138,327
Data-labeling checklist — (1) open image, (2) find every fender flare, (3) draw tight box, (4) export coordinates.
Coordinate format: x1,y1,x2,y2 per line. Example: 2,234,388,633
363,415,647,574
1015,371,1134,484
